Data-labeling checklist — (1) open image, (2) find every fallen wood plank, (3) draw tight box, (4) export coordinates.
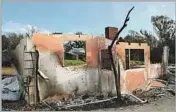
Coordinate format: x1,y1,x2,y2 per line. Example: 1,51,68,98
150,79,167,84
127,94,148,104
38,70,49,80
156,94,166,97
42,101,55,110
62,96,117,109
165,89,175,96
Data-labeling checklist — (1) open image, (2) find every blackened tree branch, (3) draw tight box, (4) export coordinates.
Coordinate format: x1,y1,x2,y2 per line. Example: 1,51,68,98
110,6,135,48
108,6,134,100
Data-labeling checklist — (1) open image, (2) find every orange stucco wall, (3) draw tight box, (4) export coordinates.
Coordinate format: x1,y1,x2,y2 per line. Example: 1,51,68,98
32,33,100,67
86,38,99,67
116,42,150,69
125,69,145,91
32,33,163,94
115,42,150,92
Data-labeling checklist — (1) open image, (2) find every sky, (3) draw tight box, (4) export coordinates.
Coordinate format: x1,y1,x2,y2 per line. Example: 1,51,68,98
2,2,176,37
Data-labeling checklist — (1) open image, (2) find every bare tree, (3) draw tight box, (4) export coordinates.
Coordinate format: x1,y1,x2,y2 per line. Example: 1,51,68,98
26,26,39,38
75,32,83,35
2,35,10,51
140,30,158,48
124,30,146,43
151,15,176,64
108,6,134,100
151,15,176,46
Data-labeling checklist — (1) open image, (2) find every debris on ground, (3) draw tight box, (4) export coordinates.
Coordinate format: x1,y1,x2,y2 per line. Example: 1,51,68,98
165,89,175,96
2,84,175,111
125,94,148,104
134,86,175,102
2,93,139,111
147,80,166,89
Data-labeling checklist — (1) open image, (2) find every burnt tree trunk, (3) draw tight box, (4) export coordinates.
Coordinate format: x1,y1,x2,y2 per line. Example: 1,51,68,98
108,46,121,99
108,6,134,100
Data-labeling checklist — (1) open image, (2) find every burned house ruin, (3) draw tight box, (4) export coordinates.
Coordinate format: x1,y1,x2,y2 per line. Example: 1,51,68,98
11,27,166,105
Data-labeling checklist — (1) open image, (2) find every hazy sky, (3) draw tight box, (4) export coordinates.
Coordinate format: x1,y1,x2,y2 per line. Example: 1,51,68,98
2,2,176,37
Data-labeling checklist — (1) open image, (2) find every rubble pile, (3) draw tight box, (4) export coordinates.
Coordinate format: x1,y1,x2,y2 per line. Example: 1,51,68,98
37,94,139,111
2,100,26,111
2,93,138,111
134,88,174,102
2,85,175,111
